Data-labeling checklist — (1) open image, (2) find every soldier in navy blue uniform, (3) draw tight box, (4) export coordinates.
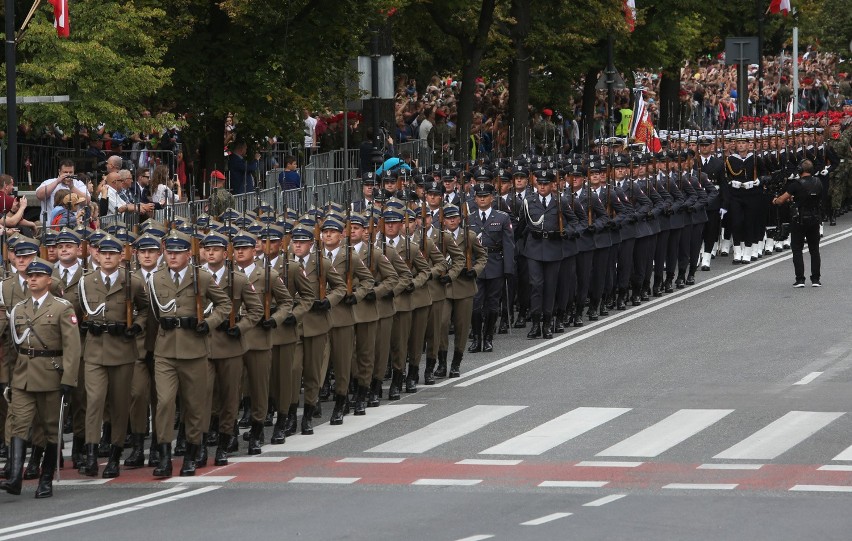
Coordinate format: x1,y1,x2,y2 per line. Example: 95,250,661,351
468,182,515,352
351,172,378,213
660,151,689,293
698,135,724,270
681,150,711,284
720,134,763,264
509,167,534,328
521,170,577,338
610,155,642,310
584,161,615,321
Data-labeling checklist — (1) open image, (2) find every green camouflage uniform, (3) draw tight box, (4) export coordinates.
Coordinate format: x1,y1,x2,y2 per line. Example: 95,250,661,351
209,188,236,219
533,119,557,155
830,128,852,210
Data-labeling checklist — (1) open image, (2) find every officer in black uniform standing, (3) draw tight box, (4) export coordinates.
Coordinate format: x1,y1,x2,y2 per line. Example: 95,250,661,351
773,160,823,287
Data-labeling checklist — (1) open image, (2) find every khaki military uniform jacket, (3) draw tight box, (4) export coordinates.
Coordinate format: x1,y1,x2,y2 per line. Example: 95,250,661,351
419,229,463,302
275,256,310,346
80,270,149,366
206,266,264,359
381,236,427,312
149,267,231,360
241,264,292,350
357,243,399,321
295,253,346,338
329,247,374,327
8,294,81,391
446,229,487,300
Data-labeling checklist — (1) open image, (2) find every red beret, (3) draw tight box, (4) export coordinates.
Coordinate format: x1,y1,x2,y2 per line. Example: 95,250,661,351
542,108,553,117
435,109,447,119
211,170,225,181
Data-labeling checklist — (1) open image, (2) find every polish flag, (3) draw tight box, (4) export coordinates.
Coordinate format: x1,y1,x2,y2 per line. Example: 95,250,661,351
624,0,636,32
630,91,661,152
49,0,70,38
769,0,790,15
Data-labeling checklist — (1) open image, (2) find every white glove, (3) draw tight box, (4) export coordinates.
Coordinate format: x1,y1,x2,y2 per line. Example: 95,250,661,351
743,181,754,189
753,178,761,187
730,180,742,189
719,209,727,219
2,386,9,404
820,167,830,176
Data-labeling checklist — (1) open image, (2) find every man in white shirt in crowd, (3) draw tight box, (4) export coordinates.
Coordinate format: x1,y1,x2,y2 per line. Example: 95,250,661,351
36,159,90,217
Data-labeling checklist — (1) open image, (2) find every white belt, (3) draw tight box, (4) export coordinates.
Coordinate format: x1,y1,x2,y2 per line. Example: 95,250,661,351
730,179,760,190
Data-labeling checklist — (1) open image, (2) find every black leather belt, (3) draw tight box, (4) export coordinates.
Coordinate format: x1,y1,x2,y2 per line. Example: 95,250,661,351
531,231,562,240
160,316,198,330
86,321,127,336
486,247,503,253
18,347,63,358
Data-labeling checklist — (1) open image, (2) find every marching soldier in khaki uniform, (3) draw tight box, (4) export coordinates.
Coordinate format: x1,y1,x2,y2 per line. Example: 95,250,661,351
52,228,87,469
148,231,231,478
439,204,487,378
233,230,292,453
125,233,165,468
77,234,148,478
201,231,263,465
0,258,81,498
348,212,398,412
320,216,374,424
267,224,310,444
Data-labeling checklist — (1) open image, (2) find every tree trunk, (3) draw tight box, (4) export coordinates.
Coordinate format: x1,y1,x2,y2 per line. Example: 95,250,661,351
581,65,599,150
658,68,680,133
508,0,531,155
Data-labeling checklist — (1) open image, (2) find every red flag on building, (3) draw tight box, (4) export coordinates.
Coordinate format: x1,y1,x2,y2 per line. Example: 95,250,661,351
48,0,70,38
624,0,636,32
768,0,790,15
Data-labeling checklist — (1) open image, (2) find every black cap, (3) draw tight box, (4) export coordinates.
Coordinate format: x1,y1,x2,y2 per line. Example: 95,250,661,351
473,182,495,196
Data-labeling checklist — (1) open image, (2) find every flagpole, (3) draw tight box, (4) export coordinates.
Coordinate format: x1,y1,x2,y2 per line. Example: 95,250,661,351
757,0,765,116
4,0,17,179
792,24,799,115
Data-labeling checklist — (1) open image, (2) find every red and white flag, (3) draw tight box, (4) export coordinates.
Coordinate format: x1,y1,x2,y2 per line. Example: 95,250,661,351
769,0,790,15
48,0,70,38
630,91,661,152
624,0,636,32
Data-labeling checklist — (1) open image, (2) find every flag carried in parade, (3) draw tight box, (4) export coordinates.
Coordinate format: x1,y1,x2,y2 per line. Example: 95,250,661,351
630,89,661,152
768,0,790,15
48,0,70,37
624,0,636,32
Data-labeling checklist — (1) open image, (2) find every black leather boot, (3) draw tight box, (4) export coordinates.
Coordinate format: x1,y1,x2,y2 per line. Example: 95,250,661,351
468,312,482,353
483,312,497,352
599,297,610,316
174,423,187,456
238,397,251,429
34,443,57,499
24,445,43,480
527,313,542,339
434,351,448,378
79,443,99,477
247,422,263,455
196,436,208,468
124,434,145,468
301,404,315,435
553,310,565,334
664,276,674,293
616,290,627,310
147,432,160,467
449,351,463,378
319,371,332,402
284,404,299,436
675,273,686,289
512,309,527,328
388,370,403,401
587,303,599,321
330,395,347,425
542,313,554,339
271,413,287,444
180,444,197,476
98,423,112,457
652,278,663,297
367,379,382,408
206,416,219,446
405,364,418,393
497,315,509,334
424,358,436,385
830,210,837,226
354,386,368,415
0,437,26,495
102,444,123,478
71,436,85,469
214,433,230,466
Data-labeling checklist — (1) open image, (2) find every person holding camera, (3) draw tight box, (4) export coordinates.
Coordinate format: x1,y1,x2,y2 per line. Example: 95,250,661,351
36,159,90,217
773,160,823,287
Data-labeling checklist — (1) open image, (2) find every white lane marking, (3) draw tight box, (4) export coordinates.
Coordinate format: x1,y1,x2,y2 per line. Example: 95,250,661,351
663,483,738,490
790,485,852,493
412,478,482,486
538,480,609,488
0,487,218,540
0,486,188,534
336,457,407,464
54,479,111,485
714,411,844,460
367,405,526,454
576,461,643,468
227,457,288,463
288,477,360,484
454,227,852,387
456,459,523,466
817,465,852,471
265,404,426,452
794,372,824,385
480,407,630,456
697,463,764,470
454,536,494,541
832,443,852,461
597,409,734,457
162,476,234,483
583,494,627,507
520,512,573,526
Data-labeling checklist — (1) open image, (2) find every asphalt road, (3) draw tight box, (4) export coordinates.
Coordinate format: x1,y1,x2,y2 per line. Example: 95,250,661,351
3,218,852,540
